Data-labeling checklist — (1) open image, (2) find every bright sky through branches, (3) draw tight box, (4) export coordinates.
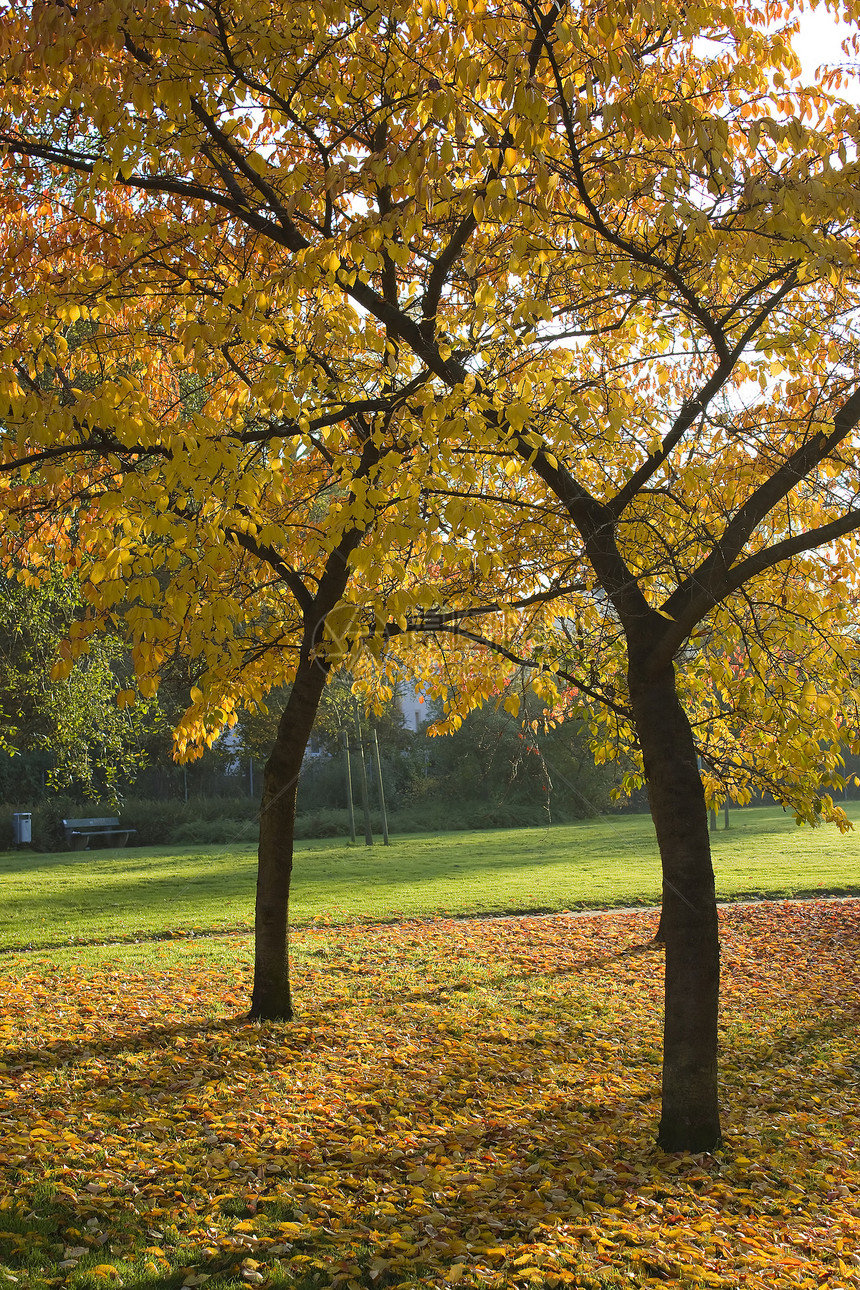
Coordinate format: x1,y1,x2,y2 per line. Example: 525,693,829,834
795,5,860,96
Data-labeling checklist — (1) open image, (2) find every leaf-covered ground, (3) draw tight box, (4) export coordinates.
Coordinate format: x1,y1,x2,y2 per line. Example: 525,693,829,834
1,900,858,1289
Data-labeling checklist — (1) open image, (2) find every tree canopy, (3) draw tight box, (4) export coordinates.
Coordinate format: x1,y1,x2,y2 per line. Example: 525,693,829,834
4,0,859,785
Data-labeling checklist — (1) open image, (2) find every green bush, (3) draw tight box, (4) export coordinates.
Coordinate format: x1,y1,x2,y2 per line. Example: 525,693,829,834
171,818,259,845
37,797,97,850
1,792,611,851
294,808,380,839
118,797,257,845
0,802,29,850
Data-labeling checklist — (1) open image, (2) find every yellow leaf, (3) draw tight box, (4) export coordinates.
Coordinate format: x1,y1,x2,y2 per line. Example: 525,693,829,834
506,402,530,431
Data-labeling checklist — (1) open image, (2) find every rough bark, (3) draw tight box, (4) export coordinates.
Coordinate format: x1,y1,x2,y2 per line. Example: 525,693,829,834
629,655,722,1153
249,652,329,1020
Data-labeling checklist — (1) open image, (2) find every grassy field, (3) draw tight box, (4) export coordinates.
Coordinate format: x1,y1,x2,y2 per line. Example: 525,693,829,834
1,803,860,952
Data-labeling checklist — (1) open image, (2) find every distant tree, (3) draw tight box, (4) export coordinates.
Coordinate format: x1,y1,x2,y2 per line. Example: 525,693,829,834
414,695,618,821
0,572,161,801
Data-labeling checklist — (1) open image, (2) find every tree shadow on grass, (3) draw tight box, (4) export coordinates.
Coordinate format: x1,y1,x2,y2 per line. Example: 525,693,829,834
0,938,659,1076
720,997,860,1079
0,1189,344,1290
396,939,664,1004
1,1014,270,1072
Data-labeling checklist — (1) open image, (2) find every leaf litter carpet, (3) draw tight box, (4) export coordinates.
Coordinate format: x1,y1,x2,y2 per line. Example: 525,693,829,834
0,901,858,1289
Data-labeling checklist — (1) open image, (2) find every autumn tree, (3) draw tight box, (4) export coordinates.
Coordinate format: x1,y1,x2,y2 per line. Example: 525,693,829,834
0,194,446,1019
3,0,860,1152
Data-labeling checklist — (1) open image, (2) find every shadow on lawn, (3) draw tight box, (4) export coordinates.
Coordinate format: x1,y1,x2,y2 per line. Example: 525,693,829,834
0,939,663,1075
0,1191,339,1290
0,1012,293,1072
1,1189,443,1290
398,939,665,1003
0,1075,673,1290
1,935,854,1082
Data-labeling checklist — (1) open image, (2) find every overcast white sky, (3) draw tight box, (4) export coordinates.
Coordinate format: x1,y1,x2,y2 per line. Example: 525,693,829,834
794,6,859,92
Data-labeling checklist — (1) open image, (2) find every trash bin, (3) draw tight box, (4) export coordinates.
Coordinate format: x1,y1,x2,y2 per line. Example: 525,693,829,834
12,812,32,846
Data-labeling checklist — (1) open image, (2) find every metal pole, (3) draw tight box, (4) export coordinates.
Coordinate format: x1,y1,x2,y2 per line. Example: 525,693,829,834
356,732,373,846
342,730,356,844
371,728,390,846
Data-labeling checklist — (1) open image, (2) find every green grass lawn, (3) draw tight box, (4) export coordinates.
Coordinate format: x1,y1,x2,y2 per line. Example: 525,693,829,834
1,803,859,952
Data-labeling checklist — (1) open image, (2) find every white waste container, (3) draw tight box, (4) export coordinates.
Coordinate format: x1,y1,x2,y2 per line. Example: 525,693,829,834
12,813,32,845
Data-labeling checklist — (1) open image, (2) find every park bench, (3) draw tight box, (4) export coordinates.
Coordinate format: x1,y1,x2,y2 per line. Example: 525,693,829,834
63,817,137,851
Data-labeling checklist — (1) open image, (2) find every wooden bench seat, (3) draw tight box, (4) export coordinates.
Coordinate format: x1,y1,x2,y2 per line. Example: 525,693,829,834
63,817,137,850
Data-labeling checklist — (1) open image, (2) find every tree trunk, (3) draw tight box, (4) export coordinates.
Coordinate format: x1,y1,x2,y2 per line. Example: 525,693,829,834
629,656,722,1152
245,514,364,1020
249,653,329,1020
